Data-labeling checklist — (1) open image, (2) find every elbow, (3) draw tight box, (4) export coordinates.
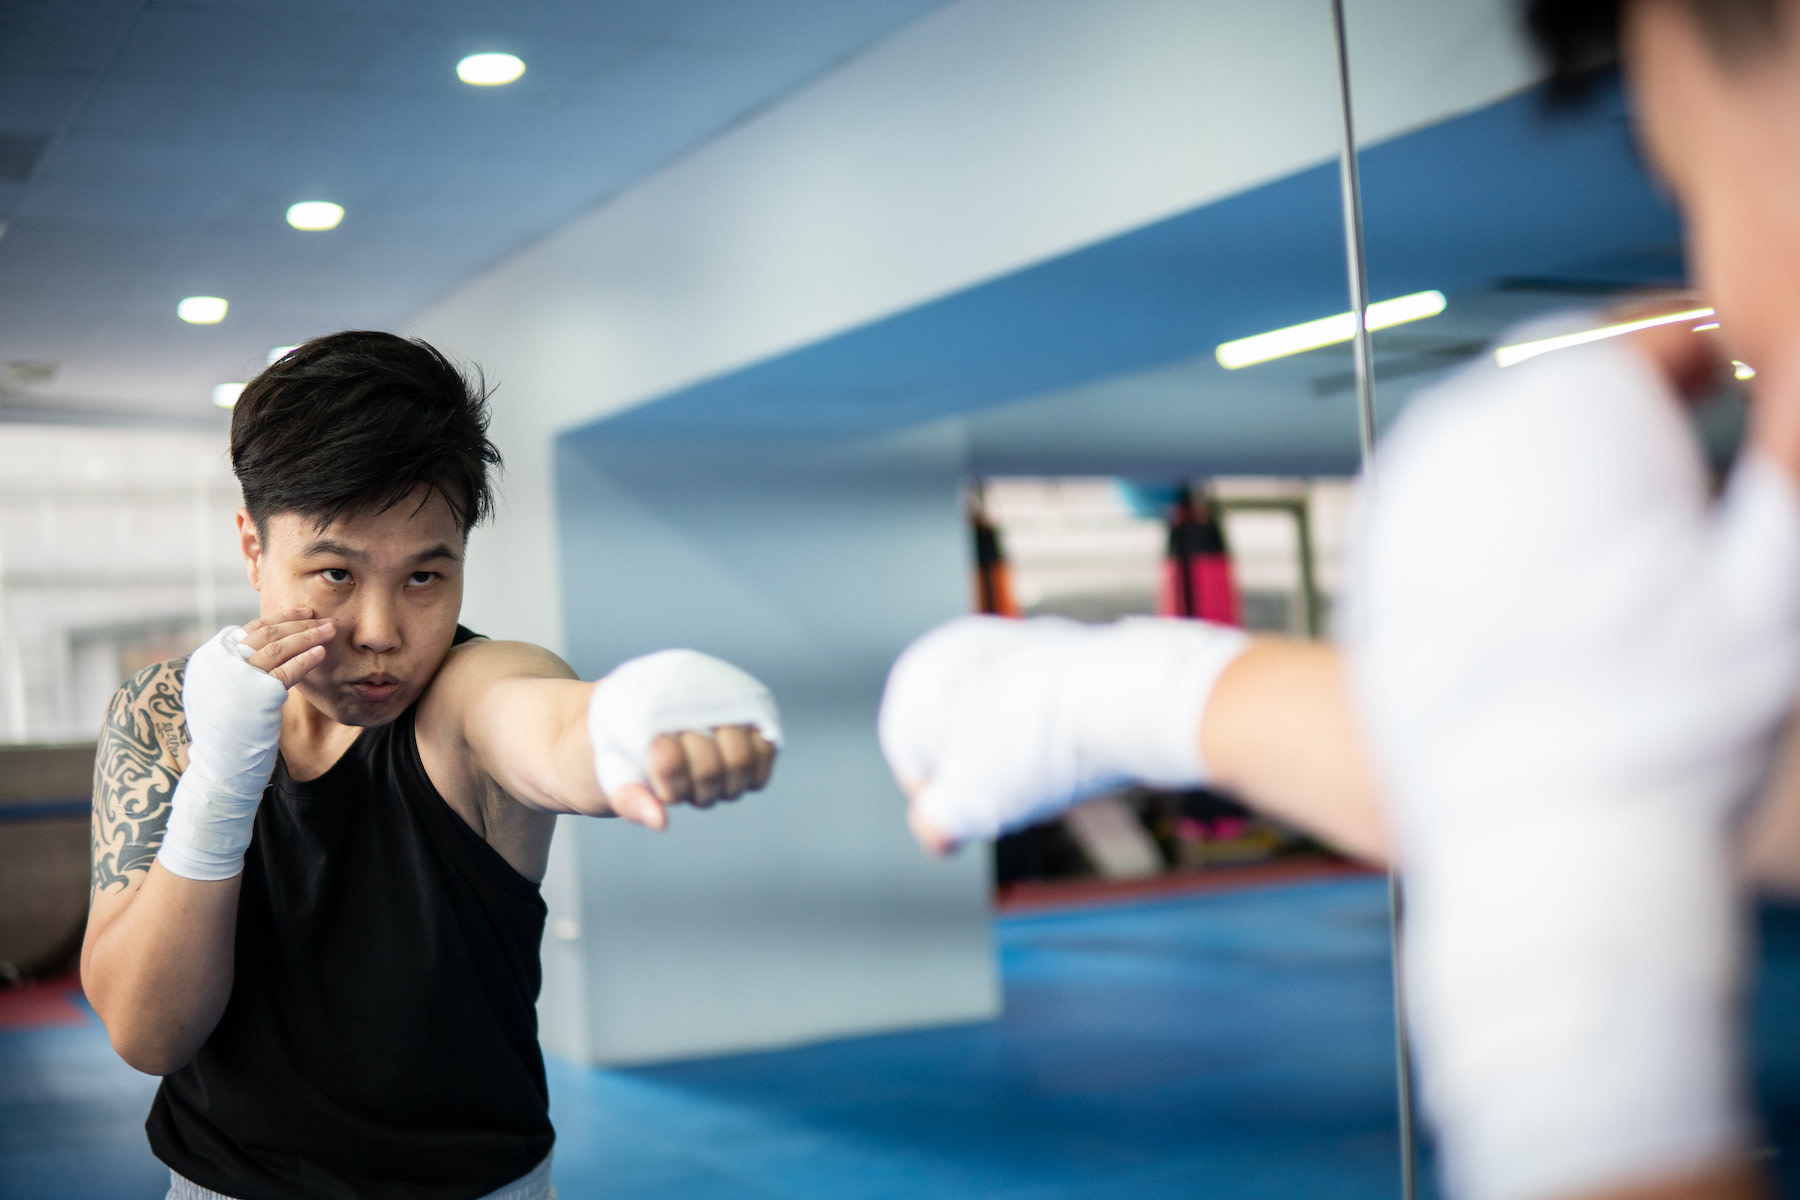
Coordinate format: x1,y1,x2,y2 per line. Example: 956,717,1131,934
90,988,202,1076
107,1022,197,1077
82,944,227,1076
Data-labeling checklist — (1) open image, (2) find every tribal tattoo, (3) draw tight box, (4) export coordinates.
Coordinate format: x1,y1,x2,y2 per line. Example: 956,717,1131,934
90,659,189,896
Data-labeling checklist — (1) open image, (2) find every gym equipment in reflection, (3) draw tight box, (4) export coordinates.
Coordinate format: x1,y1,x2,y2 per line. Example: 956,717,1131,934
972,476,1352,898
1159,488,1241,626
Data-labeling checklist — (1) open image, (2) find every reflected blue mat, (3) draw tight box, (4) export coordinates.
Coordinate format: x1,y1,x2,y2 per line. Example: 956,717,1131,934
550,878,1420,1200
4,879,1796,1199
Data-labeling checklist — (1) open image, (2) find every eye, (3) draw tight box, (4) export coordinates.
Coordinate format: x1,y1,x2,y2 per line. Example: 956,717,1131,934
321,568,351,585
407,571,436,587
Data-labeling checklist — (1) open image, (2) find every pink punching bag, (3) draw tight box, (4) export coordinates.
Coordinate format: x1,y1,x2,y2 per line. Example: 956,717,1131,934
1159,491,1241,625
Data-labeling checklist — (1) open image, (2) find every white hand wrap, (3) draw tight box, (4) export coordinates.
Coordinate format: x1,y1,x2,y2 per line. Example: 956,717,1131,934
878,615,1250,842
1344,326,1800,1200
585,649,782,796
157,626,289,881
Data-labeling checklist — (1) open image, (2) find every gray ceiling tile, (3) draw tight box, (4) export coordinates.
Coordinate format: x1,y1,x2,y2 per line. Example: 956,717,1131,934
0,0,954,420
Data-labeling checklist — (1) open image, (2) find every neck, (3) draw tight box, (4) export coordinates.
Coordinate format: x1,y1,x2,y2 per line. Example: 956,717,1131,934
279,688,364,782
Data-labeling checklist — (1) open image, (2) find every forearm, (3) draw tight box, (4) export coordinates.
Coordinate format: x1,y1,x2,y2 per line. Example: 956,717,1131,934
1571,1161,1766,1200
462,651,780,823
81,865,240,1075
1201,638,1389,863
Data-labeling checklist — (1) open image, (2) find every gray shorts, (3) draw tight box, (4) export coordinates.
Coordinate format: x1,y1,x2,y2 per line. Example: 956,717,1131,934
166,1153,556,1200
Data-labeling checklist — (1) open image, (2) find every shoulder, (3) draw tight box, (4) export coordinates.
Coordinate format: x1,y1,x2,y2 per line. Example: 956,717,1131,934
1391,333,1696,496
416,639,576,743
428,638,576,697
115,656,188,707
91,657,189,896
1373,338,1699,567
412,639,569,869
104,657,190,767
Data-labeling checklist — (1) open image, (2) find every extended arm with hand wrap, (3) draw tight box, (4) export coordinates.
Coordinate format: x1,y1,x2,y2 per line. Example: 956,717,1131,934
878,615,1250,843
157,627,290,882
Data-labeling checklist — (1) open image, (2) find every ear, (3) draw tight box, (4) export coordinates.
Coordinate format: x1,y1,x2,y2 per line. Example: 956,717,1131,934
237,508,264,590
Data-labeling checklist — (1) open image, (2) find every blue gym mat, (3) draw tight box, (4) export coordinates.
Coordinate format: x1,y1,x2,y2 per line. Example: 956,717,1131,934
3,878,1795,1199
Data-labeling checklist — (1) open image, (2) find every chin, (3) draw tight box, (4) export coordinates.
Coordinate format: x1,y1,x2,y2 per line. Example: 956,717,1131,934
335,698,410,728
302,679,417,728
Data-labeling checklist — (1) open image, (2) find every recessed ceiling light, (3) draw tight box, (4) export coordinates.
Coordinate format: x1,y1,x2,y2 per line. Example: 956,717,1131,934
286,201,344,231
1493,306,1715,368
1215,290,1446,370
267,345,300,365
457,52,525,86
213,382,245,408
178,296,229,324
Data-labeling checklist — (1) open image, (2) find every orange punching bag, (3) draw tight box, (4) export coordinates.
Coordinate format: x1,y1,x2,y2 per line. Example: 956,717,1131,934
1159,489,1241,625
970,489,1022,617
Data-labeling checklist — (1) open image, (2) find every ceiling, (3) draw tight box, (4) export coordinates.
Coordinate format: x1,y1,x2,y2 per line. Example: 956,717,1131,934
0,0,952,425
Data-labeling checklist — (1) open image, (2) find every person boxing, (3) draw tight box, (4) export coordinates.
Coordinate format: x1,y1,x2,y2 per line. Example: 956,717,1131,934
879,2,1800,1198
82,331,781,1200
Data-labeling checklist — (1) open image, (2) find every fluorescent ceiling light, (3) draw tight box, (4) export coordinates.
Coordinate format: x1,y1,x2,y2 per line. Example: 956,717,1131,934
1735,361,1756,381
213,382,245,408
1216,290,1447,369
286,201,343,231
267,345,300,365
178,296,229,324
457,53,525,85
1493,306,1715,368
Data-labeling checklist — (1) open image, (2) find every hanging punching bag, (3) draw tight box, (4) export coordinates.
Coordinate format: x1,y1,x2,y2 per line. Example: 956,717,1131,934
970,488,1022,617
1160,489,1241,625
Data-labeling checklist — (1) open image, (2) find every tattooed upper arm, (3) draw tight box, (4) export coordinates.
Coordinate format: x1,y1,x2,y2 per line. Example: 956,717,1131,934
90,659,189,898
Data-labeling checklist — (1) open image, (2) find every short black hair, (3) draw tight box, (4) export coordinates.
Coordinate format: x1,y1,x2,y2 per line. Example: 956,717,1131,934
230,330,502,539
1525,0,1787,105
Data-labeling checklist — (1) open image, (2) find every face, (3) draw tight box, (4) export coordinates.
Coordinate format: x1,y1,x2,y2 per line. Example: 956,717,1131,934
1627,0,1800,375
238,488,465,727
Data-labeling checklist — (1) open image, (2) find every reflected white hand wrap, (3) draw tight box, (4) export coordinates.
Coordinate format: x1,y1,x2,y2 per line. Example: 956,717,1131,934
157,626,289,881
1344,326,1800,1200
879,615,1250,842
585,649,782,796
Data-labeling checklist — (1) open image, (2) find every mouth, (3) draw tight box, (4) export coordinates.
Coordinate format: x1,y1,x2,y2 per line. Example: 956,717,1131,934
349,674,403,704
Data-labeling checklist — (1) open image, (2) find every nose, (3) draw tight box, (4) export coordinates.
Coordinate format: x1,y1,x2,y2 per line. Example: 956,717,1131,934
348,589,402,657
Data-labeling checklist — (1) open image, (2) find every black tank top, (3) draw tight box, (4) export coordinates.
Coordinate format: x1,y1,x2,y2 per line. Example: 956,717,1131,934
148,628,554,1199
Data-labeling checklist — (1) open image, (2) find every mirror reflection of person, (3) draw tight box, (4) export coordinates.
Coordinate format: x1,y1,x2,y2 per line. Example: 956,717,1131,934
881,4,1800,1199
83,332,782,1200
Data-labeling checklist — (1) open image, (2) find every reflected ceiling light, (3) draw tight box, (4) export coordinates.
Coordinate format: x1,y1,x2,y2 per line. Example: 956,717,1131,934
178,296,229,324
267,345,300,365
213,382,245,408
1493,306,1715,368
1694,321,1721,332
286,201,343,231
1735,360,1757,381
457,52,525,85
1216,290,1446,370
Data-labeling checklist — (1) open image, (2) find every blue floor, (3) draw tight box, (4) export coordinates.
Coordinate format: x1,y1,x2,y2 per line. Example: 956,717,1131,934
3,879,1796,1199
